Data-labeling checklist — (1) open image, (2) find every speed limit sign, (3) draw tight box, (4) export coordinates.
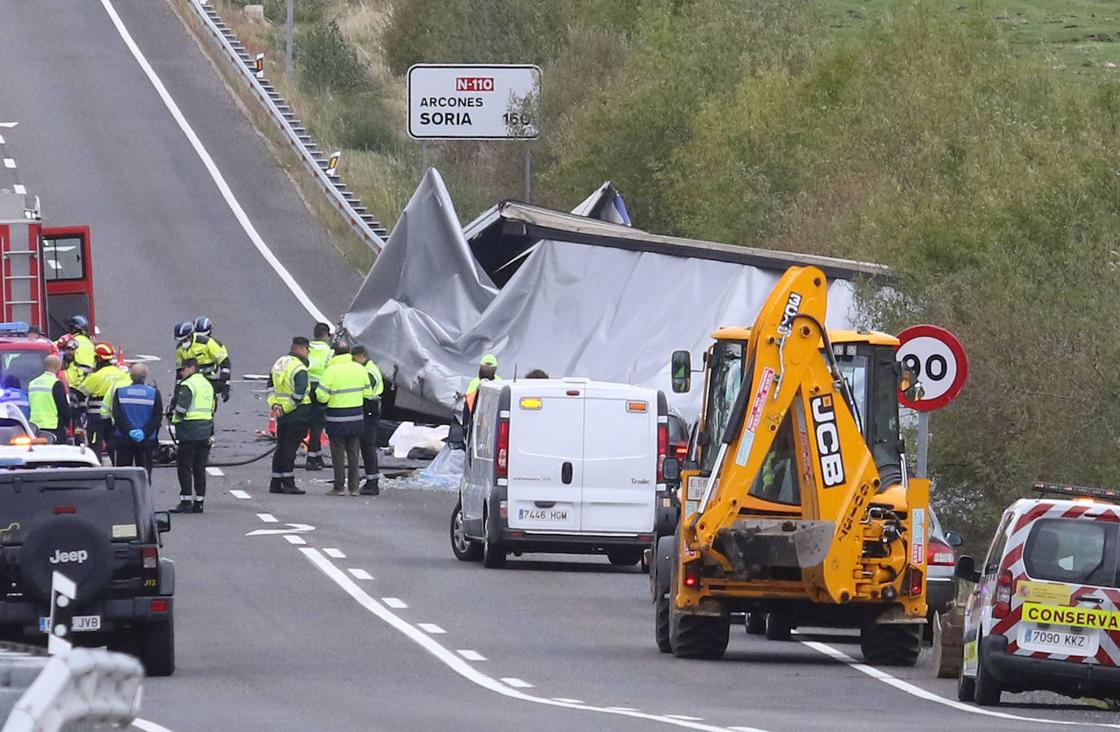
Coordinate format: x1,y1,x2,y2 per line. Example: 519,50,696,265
896,325,968,412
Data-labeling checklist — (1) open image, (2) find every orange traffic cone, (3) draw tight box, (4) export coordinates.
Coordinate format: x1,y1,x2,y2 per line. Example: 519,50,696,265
255,411,278,441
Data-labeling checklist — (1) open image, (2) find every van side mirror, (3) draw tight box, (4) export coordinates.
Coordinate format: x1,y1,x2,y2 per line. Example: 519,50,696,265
155,511,171,534
954,555,979,583
661,457,681,483
944,530,964,548
671,351,691,393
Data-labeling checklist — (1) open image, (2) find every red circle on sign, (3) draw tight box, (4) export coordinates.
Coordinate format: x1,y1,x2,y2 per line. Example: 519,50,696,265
896,324,968,412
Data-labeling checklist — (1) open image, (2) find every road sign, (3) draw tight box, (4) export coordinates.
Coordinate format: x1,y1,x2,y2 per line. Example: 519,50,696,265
897,324,968,412
407,64,541,140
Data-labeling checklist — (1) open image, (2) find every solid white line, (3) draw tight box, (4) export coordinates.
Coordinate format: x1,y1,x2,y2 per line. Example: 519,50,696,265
348,568,373,581
300,548,757,731
502,677,533,689
667,716,706,722
98,0,329,324
418,623,446,634
134,720,175,732
256,513,277,523
728,727,768,732
323,548,346,559
205,466,224,477
382,597,407,609
457,649,486,662
229,489,250,500
553,698,585,705
800,640,1120,728
284,534,306,545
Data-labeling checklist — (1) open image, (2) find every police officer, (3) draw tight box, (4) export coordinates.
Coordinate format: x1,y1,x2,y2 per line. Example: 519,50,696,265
174,321,229,401
170,358,215,513
304,322,332,471
79,343,129,458
111,363,162,478
194,316,232,402
267,337,311,495
351,345,383,496
28,354,71,444
316,341,373,496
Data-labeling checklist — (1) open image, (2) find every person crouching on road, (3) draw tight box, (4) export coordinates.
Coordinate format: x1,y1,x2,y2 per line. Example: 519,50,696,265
316,341,373,496
111,363,162,479
267,337,311,495
170,358,215,514
351,345,383,496
28,354,71,445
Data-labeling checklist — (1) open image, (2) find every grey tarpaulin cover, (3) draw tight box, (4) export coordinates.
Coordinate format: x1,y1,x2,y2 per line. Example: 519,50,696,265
342,169,888,421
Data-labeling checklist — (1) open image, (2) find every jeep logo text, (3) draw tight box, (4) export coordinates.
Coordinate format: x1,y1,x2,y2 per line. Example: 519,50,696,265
810,395,846,487
49,549,88,565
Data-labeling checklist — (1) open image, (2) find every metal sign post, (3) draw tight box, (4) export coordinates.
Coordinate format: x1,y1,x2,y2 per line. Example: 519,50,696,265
524,144,531,203
897,324,969,479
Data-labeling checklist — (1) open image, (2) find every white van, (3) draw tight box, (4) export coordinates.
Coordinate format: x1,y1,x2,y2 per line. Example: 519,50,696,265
450,378,669,569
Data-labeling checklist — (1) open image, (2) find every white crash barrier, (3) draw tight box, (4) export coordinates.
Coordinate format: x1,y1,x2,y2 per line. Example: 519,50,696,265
1,647,143,732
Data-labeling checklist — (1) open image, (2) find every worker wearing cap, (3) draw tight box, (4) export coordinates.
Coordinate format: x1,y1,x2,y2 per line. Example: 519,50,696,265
78,343,128,458
464,353,500,419
111,363,162,478
28,354,71,444
316,341,374,496
267,337,312,495
304,322,332,471
170,358,215,513
351,345,383,496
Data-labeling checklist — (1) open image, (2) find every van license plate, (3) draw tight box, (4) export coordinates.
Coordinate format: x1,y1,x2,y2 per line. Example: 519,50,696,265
39,615,101,633
1018,625,1099,656
518,508,568,521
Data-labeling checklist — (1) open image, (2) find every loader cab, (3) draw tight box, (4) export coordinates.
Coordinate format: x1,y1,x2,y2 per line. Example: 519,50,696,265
694,329,904,488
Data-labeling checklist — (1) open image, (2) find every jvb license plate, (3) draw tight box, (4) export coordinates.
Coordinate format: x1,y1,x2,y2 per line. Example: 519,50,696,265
518,508,568,521
39,615,101,633
1018,625,1099,656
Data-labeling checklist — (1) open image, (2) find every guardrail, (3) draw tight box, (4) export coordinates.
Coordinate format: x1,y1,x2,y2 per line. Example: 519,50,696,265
184,0,387,252
0,644,142,732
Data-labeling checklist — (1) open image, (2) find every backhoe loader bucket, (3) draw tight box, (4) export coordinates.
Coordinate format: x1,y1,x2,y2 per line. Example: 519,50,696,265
713,519,835,579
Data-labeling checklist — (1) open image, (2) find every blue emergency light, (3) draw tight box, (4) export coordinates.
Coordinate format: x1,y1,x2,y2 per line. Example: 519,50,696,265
0,322,31,336
0,456,26,468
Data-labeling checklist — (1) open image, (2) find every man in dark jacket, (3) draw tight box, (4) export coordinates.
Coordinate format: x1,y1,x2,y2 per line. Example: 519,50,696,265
111,363,162,478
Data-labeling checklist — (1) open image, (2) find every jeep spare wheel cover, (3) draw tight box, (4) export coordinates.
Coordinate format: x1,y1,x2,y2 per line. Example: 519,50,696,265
19,515,114,607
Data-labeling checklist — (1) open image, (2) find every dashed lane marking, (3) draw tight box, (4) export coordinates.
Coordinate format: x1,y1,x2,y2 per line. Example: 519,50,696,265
348,568,373,581
418,623,446,635
457,650,486,662
2,158,15,169
283,535,306,545
502,677,534,689
324,548,346,559
300,548,760,731
205,467,224,477
13,184,25,195
256,513,277,523
229,490,250,500
99,0,329,324
382,597,407,609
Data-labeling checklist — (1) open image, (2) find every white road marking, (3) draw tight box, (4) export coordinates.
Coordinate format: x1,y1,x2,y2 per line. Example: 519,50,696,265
418,623,446,634
457,649,486,661
502,677,534,689
134,720,175,732
13,184,25,195
608,707,640,712
553,698,585,705
668,716,706,722
0,134,5,143
246,522,314,536
99,0,330,324
205,466,224,476
241,373,270,380
323,548,346,558
129,354,162,363
2,158,15,169
256,513,277,523
283,534,305,545
301,548,758,731
801,640,1120,728
348,568,373,581
229,489,251,500
729,727,768,732
382,597,407,609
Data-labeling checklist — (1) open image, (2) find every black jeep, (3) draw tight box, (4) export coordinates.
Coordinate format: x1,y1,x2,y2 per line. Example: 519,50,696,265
0,467,175,675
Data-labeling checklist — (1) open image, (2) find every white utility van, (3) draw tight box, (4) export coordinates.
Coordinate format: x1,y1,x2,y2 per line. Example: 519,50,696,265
450,378,669,569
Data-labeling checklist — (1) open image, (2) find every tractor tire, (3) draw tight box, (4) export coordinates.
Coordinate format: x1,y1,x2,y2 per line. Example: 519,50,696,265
765,613,793,641
450,502,483,562
653,535,674,653
745,612,767,635
934,607,965,679
669,608,730,659
655,587,672,653
860,621,922,667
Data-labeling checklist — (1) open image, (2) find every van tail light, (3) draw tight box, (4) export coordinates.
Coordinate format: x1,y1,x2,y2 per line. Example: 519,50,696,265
993,569,1014,619
495,417,510,480
657,422,668,481
926,538,956,566
907,566,923,597
682,560,702,589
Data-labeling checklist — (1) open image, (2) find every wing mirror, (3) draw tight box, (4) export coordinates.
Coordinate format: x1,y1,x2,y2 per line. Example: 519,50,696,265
670,350,691,393
899,368,924,402
944,530,964,548
155,511,171,534
661,457,681,483
954,554,980,583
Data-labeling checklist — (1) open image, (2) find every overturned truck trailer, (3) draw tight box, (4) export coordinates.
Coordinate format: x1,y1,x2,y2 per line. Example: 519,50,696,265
341,169,888,423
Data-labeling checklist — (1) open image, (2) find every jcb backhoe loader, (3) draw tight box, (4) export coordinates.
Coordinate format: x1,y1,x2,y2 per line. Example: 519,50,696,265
653,265,929,665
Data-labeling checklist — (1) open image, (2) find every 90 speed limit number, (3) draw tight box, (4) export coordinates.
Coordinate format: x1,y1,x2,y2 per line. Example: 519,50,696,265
896,324,968,412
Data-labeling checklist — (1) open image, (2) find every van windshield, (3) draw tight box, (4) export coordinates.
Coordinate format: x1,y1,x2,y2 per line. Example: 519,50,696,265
1023,518,1119,588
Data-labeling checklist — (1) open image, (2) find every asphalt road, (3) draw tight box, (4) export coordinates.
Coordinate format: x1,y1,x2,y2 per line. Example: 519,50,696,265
0,1,1117,730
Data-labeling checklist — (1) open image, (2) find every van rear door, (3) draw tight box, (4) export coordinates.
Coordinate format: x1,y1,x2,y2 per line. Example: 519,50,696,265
580,384,656,534
505,386,582,532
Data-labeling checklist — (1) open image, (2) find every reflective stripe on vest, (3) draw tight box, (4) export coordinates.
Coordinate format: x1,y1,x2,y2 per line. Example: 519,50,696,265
28,372,59,429
268,355,310,415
